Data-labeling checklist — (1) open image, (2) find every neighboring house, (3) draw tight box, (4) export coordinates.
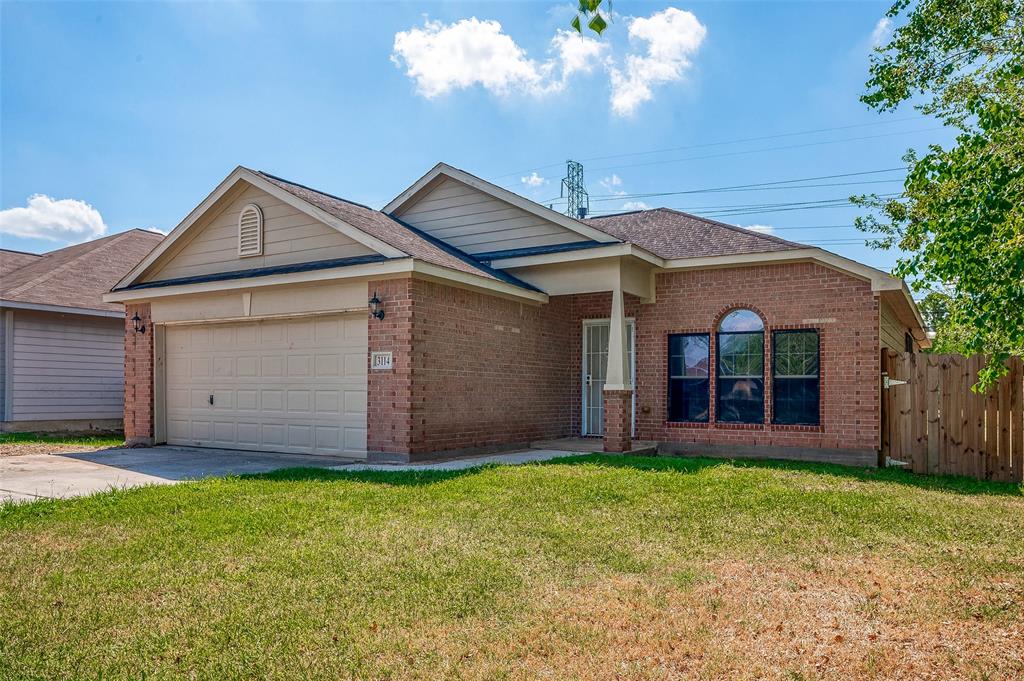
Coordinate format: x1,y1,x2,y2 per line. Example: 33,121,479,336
1,230,164,432
105,165,927,465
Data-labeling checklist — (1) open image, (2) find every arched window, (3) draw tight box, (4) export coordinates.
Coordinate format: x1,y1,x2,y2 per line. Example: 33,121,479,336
716,309,765,424
238,203,263,257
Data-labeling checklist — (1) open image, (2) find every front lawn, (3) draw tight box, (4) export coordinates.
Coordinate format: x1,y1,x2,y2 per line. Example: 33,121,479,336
1,455,1022,680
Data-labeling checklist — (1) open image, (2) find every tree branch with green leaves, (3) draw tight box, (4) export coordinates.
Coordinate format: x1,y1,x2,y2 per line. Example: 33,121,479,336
853,0,1023,389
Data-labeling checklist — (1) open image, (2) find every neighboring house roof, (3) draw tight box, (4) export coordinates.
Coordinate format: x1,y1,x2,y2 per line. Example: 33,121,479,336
587,207,803,260
255,170,537,291
1,229,163,313
0,249,42,278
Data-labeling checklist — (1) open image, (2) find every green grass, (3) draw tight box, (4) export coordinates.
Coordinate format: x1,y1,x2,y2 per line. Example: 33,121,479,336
1,455,1022,680
0,431,124,448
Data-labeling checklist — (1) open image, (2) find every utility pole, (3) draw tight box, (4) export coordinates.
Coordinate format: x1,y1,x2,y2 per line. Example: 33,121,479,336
560,160,589,219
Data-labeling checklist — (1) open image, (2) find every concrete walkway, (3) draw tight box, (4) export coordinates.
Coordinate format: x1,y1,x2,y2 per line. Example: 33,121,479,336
334,449,584,472
0,446,583,504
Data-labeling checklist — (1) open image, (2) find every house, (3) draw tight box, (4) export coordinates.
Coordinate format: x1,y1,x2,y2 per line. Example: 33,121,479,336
104,164,927,465
1,230,164,432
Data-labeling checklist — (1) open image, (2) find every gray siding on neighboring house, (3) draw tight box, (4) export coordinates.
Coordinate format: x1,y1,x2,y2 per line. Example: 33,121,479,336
0,311,7,419
9,310,125,421
395,177,590,254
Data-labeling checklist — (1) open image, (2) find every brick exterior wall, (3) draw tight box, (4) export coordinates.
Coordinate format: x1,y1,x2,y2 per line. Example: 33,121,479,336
603,389,633,452
124,302,154,446
559,262,879,455
367,277,576,459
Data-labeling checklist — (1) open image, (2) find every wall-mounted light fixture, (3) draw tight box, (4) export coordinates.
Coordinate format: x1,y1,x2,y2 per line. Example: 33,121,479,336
368,291,385,321
131,312,146,334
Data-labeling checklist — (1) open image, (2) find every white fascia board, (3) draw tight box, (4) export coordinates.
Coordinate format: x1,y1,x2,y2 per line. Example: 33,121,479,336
104,257,547,305
384,163,620,244
113,167,406,291
489,243,662,270
411,261,548,304
0,299,124,318
104,259,415,303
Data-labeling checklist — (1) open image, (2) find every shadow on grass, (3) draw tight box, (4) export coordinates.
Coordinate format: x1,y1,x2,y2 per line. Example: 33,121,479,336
249,454,1023,498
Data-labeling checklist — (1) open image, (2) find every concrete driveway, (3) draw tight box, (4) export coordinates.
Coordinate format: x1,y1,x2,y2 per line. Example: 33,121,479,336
0,446,356,504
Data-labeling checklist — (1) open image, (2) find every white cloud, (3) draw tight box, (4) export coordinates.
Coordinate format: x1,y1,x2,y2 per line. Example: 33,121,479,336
521,172,548,187
599,174,623,192
622,200,652,211
551,29,607,79
609,7,707,116
392,8,705,116
745,224,775,234
0,194,107,244
392,18,606,99
871,17,892,46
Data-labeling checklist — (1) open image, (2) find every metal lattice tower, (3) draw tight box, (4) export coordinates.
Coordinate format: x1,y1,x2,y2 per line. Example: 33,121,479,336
560,160,589,219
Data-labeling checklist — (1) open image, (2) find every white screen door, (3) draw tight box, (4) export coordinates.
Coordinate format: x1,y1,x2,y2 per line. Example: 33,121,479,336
582,320,635,436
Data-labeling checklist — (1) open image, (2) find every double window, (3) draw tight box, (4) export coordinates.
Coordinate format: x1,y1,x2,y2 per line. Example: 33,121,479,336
667,310,820,426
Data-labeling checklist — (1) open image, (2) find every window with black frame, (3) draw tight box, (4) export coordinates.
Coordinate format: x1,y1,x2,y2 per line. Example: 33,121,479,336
772,330,820,425
668,333,710,422
716,310,765,424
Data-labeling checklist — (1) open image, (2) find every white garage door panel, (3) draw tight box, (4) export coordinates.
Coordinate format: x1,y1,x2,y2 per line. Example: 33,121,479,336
165,315,367,456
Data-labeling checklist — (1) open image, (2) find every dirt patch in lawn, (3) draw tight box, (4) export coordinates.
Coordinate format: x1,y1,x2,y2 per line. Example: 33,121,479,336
0,442,120,458
382,558,1024,680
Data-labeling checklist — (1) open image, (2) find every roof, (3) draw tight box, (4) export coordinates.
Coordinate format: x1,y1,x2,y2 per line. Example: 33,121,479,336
1,229,163,313
587,207,804,260
254,170,540,292
0,249,41,279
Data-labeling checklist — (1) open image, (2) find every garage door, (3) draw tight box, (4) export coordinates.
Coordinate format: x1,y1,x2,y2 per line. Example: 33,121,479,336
165,314,367,456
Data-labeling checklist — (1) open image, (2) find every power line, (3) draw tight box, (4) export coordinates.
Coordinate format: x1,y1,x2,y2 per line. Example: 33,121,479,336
490,115,927,180
587,127,944,173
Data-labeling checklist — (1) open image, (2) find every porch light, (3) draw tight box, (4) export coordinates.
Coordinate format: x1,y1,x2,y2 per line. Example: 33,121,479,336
368,292,385,321
131,312,146,334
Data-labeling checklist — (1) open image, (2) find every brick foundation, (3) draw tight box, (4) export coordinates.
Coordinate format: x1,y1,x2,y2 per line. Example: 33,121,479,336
603,389,633,452
124,302,154,446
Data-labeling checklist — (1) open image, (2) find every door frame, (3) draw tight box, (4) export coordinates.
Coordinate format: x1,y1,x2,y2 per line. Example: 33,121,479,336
581,318,636,437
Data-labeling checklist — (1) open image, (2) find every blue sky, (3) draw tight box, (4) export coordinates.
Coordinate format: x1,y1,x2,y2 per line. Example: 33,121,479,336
1,1,951,272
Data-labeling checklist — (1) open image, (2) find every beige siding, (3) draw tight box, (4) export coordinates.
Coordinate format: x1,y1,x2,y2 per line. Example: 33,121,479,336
145,183,377,282
9,311,124,421
395,177,589,254
880,299,911,351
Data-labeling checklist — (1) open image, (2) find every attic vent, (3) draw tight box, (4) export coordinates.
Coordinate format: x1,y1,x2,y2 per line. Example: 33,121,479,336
238,204,263,257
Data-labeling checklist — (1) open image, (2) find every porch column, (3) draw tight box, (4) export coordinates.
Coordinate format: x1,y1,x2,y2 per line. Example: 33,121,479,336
603,285,632,453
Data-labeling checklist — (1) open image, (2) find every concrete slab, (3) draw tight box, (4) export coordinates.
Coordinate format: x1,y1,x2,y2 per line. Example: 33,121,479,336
335,449,584,472
0,446,355,504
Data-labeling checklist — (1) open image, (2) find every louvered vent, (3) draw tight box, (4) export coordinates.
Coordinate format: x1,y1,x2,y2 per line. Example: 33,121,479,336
238,204,263,257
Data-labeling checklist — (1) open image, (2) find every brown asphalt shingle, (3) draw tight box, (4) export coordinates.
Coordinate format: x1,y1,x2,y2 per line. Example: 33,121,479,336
0,249,41,279
256,170,528,287
0,229,163,312
588,207,804,259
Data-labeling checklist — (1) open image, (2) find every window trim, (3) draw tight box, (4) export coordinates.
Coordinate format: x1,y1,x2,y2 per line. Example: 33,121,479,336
667,332,710,423
771,328,821,426
715,328,765,425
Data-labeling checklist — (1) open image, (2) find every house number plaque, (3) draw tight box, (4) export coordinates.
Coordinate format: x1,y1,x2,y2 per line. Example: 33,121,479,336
371,351,393,371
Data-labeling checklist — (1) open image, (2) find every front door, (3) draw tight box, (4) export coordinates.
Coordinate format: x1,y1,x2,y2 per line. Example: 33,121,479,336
582,320,635,436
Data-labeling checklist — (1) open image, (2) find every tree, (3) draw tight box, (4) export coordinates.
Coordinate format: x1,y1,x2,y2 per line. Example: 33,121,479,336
572,0,610,36
853,0,1023,389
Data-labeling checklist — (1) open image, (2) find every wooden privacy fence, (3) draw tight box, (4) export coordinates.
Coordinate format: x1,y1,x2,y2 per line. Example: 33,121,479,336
881,351,1024,482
